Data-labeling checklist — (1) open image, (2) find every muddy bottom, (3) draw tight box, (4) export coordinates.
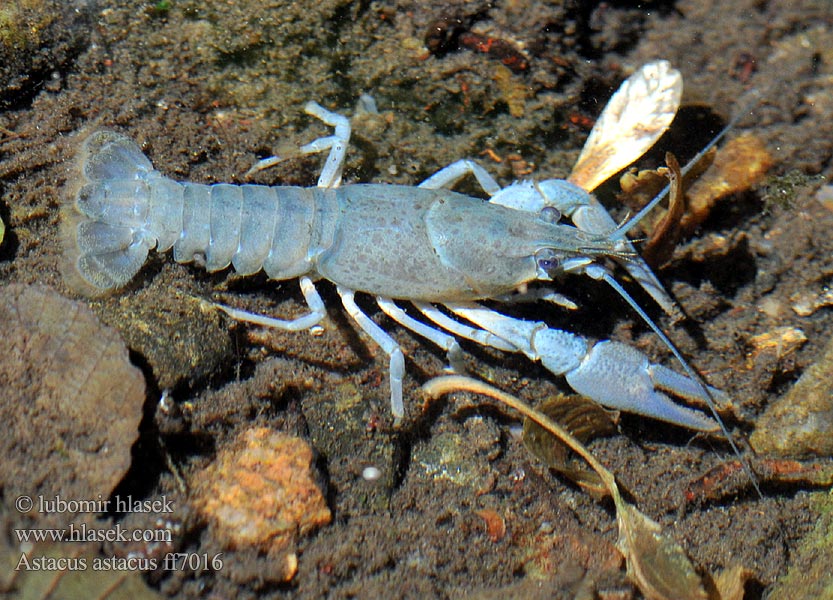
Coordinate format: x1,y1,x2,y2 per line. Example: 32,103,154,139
1,0,833,599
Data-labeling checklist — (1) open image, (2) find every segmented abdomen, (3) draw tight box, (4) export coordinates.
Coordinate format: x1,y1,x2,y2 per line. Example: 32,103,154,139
146,178,337,278
67,130,338,294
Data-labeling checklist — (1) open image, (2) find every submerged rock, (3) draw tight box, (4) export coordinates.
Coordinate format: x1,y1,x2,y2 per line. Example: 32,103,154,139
751,335,833,458
0,284,146,528
189,427,331,583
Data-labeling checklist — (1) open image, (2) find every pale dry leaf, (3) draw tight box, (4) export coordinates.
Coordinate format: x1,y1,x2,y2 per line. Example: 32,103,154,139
569,61,682,191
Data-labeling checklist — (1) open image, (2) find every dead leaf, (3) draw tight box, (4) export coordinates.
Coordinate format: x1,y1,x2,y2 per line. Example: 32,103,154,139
522,394,617,497
423,375,710,599
641,152,686,268
0,284,145,530
705,564,755,600
569,62,682,192
615,500,707,600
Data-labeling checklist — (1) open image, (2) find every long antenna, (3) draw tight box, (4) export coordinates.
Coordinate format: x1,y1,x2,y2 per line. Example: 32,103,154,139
610,89,762,242
588,264,764,499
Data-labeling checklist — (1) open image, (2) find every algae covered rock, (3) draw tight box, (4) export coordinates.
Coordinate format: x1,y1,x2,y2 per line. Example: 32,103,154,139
751,336,833,458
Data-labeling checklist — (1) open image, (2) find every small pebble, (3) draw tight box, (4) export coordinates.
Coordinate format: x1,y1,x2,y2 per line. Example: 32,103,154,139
362,466,382,481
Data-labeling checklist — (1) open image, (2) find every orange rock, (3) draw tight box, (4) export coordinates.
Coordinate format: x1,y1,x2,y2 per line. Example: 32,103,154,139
191,428,331,559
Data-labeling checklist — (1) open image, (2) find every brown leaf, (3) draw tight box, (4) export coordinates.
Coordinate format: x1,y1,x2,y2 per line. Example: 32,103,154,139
641,152,686,268
705,564,755,600
615,500,708,600
522,394,617,497
0,284,145,529
423,376,710,600
1,541,165,599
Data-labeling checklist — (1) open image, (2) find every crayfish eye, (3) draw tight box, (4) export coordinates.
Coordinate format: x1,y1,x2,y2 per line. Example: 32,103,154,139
539,206,561,223
534,248,560,274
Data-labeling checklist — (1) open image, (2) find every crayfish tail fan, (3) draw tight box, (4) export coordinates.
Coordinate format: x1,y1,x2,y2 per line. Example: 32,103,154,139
61,130,156,296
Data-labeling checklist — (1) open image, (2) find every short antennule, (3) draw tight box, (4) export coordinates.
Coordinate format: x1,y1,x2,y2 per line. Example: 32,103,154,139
61,130,156,296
